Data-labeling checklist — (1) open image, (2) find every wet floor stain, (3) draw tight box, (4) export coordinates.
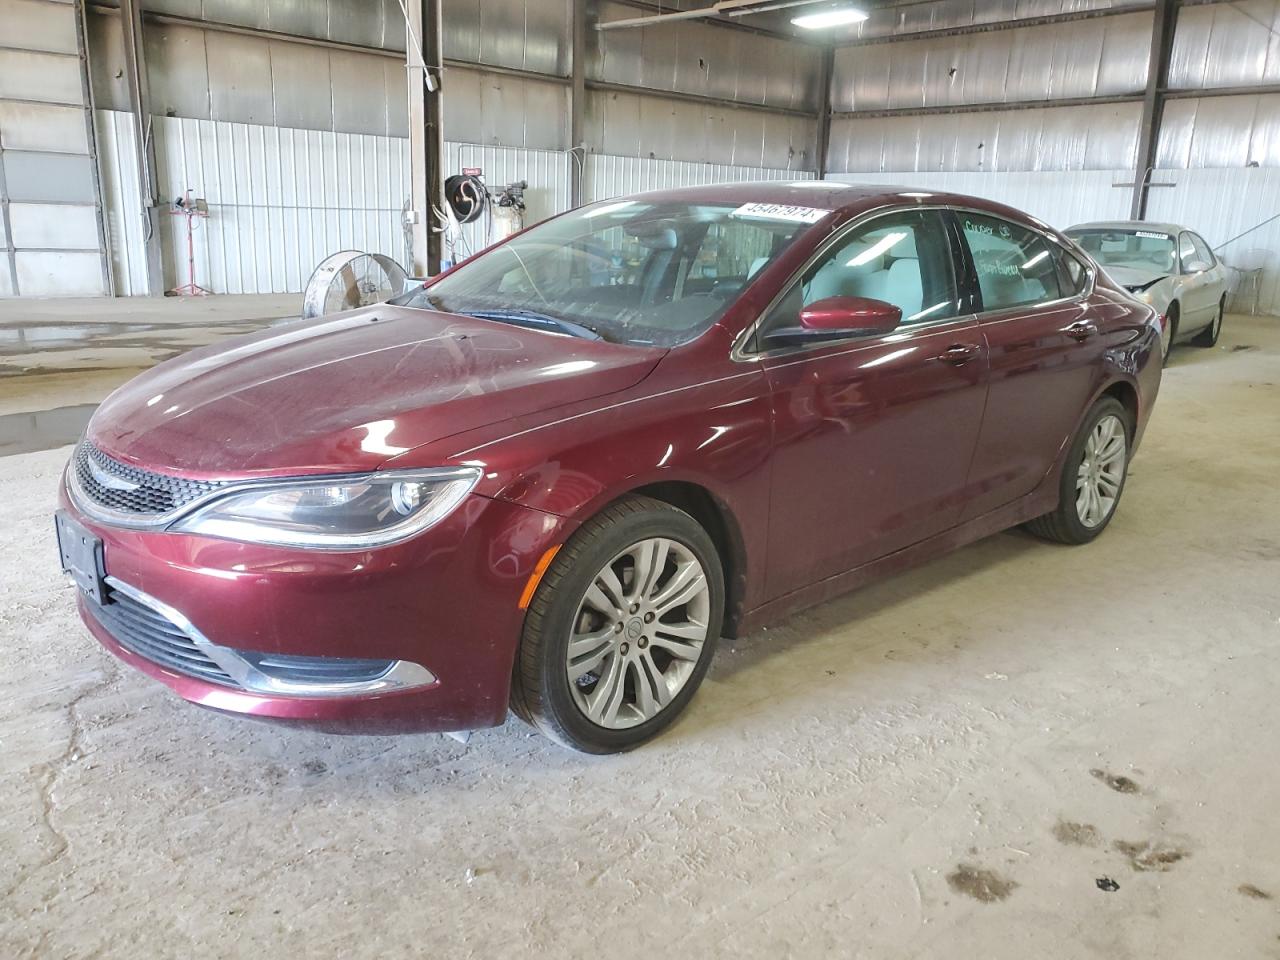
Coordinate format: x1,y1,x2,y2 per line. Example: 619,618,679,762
1113,839,1190,872
1239,884,1273,900
1053,819,1102,847
1096,877,1121,892
1090,768,1141,793
0,403,97,457
1231,344,1258,352
946,864,1018,903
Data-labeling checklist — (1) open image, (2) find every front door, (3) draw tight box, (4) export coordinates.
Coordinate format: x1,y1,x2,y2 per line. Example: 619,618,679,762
755,209,989,600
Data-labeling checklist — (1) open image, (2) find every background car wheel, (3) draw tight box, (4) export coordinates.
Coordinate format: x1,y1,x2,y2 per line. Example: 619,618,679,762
511,495,724,754
1193,298,1225,347
1161,302,1179,364
1024,396,1132,545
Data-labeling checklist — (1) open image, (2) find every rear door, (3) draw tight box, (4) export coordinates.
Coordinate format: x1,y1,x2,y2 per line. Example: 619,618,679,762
756,208,989,599
954,211,1107,522
1177,232,1217,328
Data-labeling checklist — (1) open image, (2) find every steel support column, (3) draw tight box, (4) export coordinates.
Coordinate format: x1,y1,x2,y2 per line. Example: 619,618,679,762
407,0,444,277
119,0,164,295
1132,0,1179,221
570,0,587,207
816,45,834,179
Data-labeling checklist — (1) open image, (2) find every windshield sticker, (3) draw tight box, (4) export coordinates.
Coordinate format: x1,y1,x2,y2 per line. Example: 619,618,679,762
1135,231,1171,240
731,203,827,224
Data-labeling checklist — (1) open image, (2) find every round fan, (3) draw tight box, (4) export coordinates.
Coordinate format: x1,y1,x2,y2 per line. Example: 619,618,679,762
302,251,409,319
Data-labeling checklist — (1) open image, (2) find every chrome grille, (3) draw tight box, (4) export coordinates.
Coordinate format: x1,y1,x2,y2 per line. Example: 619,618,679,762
73,441,226,517
86,587,239,688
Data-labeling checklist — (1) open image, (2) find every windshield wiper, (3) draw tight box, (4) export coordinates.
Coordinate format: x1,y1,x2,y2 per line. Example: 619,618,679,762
462,309,605,342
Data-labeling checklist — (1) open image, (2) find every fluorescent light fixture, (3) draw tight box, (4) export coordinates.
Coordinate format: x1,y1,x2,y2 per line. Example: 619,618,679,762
848,231,907,267
792,7,868,29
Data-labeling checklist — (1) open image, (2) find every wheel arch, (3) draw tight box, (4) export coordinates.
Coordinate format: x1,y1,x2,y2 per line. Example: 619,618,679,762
1099,379,1139,432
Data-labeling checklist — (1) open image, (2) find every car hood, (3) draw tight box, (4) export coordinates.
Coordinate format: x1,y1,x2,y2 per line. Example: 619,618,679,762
88,306,665,478
1104,265,1171,291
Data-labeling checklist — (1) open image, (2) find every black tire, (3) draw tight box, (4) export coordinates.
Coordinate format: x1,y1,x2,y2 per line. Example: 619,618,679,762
1192,298,1224,347
1161,302,1179,365
511,495,724,753
1024,396,1132,545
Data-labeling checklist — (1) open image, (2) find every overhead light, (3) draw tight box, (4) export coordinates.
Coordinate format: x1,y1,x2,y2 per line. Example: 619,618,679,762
792,7,867,28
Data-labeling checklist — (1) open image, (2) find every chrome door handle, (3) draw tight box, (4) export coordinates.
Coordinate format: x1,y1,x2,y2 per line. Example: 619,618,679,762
938,343,980,365
1065,320,1098,341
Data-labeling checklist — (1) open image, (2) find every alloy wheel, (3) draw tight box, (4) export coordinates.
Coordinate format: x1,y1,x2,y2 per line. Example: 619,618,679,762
1076,414,1127,528
567,537,711,729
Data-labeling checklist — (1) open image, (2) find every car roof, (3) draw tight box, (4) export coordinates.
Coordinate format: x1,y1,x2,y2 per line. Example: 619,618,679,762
1066,220,1190,236
614,180,1057,230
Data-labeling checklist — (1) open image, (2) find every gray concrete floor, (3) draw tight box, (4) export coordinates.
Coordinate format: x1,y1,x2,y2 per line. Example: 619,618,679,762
1,304,1279,959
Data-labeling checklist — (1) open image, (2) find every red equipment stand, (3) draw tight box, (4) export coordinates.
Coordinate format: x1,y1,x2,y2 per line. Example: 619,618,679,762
167,189,212,297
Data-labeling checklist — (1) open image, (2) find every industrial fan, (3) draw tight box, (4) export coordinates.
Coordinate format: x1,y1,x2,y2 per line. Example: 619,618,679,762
301,251,409,319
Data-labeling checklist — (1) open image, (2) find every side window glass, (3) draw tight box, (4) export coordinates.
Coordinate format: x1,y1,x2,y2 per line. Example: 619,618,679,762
961,214,1062,311
1190,233,1215,269
1178,233,1199,272
760,209,960,341
1054,247,1088,297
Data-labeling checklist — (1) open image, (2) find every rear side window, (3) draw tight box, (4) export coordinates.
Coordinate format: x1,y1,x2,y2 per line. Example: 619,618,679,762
961,214,1062,311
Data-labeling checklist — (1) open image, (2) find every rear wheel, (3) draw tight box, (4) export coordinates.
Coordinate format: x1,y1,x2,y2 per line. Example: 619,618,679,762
1025,397,1131,545
1193,298,1224,347
511,496,723,753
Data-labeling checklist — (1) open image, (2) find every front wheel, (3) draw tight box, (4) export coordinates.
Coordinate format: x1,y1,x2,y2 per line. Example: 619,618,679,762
1192,298,1224,347
511,496,724,753
1025,397,1132,545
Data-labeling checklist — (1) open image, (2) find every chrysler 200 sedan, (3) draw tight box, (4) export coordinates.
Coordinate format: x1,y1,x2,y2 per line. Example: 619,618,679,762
57,184,1161,753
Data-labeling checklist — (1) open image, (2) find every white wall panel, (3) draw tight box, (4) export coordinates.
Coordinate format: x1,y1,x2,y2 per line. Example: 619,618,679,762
585,155,815,203
827,169,1132,232
95,109,148,296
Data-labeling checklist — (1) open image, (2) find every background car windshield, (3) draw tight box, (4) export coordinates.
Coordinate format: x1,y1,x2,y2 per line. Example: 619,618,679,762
1069,230,1176,273
405,199,815,346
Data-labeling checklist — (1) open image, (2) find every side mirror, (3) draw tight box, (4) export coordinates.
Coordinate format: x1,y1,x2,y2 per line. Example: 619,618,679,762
1184,259,1210,274
764,296,902,348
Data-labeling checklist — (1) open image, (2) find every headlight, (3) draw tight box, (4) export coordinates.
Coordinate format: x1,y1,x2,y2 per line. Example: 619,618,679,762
170,467,481,549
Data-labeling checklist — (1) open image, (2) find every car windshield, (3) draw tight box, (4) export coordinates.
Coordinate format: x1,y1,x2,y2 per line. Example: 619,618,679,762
399,199,818,346
1069,229,1176,274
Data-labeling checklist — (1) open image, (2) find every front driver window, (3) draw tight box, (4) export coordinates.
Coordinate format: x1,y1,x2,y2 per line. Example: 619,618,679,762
759,209,961,341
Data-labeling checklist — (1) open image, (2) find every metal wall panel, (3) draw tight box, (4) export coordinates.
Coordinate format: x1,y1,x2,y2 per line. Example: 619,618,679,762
829,101,1143,172
0,49,84,104
584,153,815,204
205,30,274,124
1157,93,1280,168
8,202,100,249
591,1,821,112
1168,1,1280,91
585,89,819,169
831,11,1152,112
847,0,1151,41
267,40,334,131
1146,167,1280,314
0,0,79,54
95,109,148,295
826,169,1132,231
143,22,212,119
15,250,107,296
0,100,87,153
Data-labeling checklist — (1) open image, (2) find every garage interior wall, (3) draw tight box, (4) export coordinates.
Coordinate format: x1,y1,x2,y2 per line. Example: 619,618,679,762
827,0,1280,314
0,0,110,297
70,0,821,296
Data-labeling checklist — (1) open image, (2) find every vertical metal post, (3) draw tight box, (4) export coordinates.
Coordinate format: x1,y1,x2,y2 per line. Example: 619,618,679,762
407,0,444,276
816,45,834,180
570,0,587,207
1131,0,1178,221
120,0,164,294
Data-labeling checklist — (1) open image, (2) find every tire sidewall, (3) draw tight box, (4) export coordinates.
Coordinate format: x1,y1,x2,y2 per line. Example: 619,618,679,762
1057,397,1132,543
530,506,724,753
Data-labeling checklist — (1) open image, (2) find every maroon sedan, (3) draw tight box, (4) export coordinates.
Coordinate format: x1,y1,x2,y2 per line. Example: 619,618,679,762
56,184,1161,753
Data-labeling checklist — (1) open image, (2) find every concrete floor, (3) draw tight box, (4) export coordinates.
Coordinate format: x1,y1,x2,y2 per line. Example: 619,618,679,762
2,304,1279,959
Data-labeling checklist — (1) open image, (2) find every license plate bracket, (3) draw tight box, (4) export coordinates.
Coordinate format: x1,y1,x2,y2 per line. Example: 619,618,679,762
55,510,107,605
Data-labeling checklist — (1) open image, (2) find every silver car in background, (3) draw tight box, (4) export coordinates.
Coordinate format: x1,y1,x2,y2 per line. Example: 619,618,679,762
1066,221,1228,362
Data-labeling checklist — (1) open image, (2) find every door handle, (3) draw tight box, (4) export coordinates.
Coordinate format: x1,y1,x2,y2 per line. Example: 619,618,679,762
1065,320,1098,341
937,343,980,365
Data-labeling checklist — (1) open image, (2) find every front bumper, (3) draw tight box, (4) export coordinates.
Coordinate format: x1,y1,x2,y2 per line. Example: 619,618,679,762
60,483,574,733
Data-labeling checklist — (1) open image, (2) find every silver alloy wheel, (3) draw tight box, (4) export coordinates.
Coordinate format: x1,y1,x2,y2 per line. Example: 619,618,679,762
567,537,711,729
1076,414,1127,528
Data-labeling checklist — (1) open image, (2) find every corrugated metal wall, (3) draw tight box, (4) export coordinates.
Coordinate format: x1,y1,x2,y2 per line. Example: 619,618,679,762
0,0,108,296
846,0,1152,41
585,154,814,203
